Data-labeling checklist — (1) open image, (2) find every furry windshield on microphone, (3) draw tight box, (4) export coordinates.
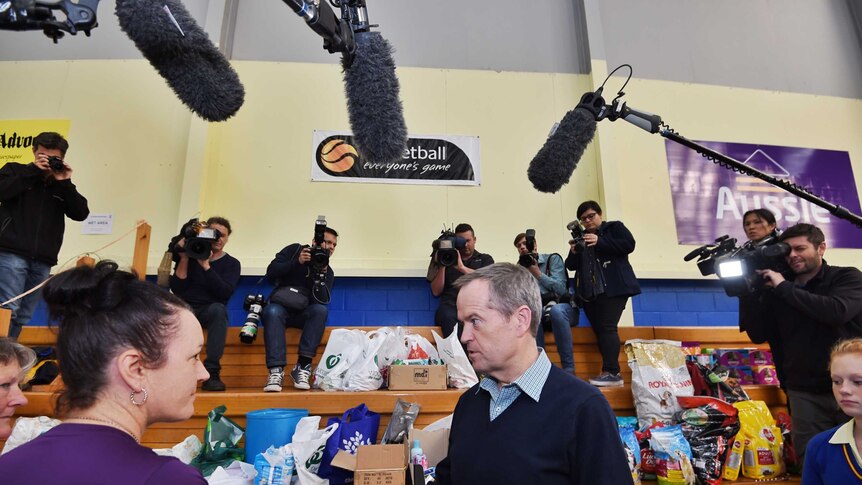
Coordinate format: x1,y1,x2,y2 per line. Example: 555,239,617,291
342,31,408,164
115,0,245,122
527,107,597,193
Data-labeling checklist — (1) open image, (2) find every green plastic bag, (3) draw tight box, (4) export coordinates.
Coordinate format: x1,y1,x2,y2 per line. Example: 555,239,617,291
190,405,246,477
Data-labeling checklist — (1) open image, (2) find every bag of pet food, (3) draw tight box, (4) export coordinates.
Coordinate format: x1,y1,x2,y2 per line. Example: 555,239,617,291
733,400,785,480
626,339,695,428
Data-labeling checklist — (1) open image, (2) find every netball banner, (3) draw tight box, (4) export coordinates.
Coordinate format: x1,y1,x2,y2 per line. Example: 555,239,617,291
311,130,480,186
666,140,862,249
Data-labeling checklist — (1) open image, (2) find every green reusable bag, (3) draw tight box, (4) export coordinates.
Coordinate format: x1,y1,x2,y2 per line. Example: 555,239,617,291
190,405,246,477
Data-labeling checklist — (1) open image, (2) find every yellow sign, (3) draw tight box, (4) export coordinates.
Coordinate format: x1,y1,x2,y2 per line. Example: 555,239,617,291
0,120,71,169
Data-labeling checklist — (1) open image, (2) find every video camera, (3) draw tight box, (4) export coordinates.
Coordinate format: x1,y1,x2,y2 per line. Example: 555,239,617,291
684,233,791,297
567,219,587,252
432,227,466,267
239,294,266,344
169,218,221,260
518,229,539,268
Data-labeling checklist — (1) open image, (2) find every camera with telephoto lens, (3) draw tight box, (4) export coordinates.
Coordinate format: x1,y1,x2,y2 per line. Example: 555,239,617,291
567,219,587,252
239,294,266,344
684,232,791,297
518,229,539,267
432,227,467,267
169,219,222,260
305,215,330,273
47,155,65,172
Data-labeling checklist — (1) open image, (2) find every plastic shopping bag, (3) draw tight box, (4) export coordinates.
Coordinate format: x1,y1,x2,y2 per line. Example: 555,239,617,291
319,403,382,484
405,332,440,362
433,324,478,389
291,416,339,485
191,405,246,478
376,326,409,378
314,329,367,391
343,330,387,391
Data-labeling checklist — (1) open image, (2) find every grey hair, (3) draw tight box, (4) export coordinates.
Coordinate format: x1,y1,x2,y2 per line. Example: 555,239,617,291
454,263,541,336
0,338,38,373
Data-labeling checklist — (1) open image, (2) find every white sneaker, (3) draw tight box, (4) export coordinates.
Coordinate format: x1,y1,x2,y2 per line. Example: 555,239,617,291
263,367,284,392
290,363,312,390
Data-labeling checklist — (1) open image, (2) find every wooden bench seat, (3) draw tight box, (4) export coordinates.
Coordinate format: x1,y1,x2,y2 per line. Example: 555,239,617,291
10,325,787,442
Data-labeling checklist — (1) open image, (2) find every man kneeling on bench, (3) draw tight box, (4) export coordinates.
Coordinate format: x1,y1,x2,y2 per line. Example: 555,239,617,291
261,221,338,391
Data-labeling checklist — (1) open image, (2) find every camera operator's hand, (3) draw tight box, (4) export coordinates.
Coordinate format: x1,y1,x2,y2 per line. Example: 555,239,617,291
569,240,581,254
455,251,469,274
757,269,786,288
175,238,188,260
33,153,53,173
197,257,211,271
298,246,312,265
527,260,542,278
584,233,598,247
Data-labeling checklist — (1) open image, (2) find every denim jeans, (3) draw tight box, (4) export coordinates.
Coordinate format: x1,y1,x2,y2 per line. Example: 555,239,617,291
0,251,51,339
535,303,578,373
193,302,229,375
262,301,328,369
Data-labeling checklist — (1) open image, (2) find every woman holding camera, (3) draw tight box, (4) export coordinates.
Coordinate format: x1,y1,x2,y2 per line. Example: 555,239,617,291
0,338,35,440
0,261,209,484
566,201,640,387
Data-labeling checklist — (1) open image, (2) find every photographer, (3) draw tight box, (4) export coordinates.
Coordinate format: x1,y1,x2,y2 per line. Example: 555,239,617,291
0,132,89,340
739,223,862,462
428,223,494,338
566,201,640,388
261,225,338,392
169,216,240,392
513,232,575,373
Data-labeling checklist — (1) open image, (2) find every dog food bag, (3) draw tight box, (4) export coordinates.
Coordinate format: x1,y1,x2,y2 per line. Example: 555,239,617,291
626,339,695,428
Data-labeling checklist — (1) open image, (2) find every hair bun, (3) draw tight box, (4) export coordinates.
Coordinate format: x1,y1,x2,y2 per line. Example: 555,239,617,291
43,261,134,320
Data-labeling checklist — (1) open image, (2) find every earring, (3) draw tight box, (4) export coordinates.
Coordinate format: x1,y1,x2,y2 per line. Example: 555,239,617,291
130,388,148,406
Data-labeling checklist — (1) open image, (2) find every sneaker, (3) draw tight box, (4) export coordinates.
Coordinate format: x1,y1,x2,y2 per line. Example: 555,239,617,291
290,363,312,390
201,375,226,392
264,367,284,392
589,372,624,387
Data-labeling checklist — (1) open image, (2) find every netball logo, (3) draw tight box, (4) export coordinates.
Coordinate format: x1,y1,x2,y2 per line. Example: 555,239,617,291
317,139,358,174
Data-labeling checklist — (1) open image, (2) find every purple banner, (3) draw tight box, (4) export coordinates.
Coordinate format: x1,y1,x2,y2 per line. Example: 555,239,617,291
666,140,861,248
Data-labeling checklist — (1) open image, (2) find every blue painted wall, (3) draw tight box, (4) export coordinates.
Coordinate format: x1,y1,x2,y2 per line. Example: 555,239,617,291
27,276,739,328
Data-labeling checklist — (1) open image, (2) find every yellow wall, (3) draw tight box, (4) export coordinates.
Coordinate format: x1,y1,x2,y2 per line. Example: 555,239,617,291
0,59,859,277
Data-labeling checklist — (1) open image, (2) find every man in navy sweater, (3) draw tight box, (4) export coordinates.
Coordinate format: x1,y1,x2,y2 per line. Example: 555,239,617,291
434,263,633,485
170,217,241,391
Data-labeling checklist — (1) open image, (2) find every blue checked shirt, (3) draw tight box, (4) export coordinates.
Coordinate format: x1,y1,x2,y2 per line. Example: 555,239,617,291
477,348,552,421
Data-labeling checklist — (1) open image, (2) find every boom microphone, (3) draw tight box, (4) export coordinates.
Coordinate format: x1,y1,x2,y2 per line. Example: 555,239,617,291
115,0,244,122
527,90,604,193
342,31,408,164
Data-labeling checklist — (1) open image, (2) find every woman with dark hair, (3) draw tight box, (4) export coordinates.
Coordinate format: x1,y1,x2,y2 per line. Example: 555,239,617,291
566,200,640,387
742,208,778,243
0,338,36,439
0,261,209,483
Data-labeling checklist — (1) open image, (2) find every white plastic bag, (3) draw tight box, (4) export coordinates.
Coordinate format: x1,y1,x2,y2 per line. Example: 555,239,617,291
405,332,440,362
153,434,202,464
291,416,339,485
2,416,61,454
313,329,367,390
206,460,257,485
625,339,695,428
432,325,478,389
343,329,387,391
376,326,409,372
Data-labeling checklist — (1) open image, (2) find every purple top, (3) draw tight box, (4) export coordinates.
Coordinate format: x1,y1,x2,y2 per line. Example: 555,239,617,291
0,423,206,484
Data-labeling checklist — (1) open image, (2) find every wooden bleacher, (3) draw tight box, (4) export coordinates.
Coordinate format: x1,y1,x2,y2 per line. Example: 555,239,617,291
7,325,796,484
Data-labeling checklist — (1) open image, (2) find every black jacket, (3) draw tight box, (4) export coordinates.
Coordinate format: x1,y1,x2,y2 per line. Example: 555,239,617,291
266,243,335,300
740,261,862,393
0,162,89,265
565,220,641,299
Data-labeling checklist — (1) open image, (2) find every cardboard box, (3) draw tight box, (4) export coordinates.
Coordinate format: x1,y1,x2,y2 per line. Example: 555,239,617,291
332,444,407,485
388,365,448,390
332,423,451,485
